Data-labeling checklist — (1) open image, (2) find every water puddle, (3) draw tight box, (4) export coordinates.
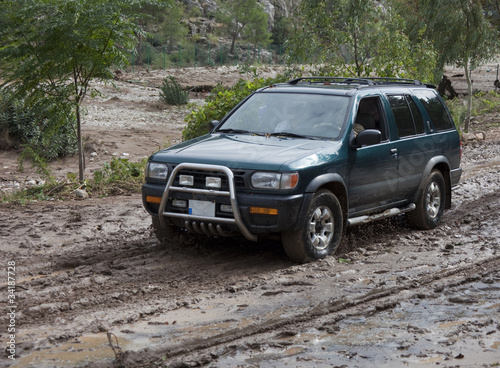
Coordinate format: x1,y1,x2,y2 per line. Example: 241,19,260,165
12,272,500,367
214,272,500,367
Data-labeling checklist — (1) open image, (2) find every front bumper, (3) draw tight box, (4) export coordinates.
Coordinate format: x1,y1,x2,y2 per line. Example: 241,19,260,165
142,163,305,240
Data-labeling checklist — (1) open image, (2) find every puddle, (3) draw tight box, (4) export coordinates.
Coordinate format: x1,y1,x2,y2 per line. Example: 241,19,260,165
214,272,500,367
11,271,500,368
11,334,125,367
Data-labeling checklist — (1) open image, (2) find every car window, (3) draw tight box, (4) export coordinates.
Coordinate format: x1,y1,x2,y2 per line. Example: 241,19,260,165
354,97,387,140
413,89,454,131
218,92,349,139
408,96,425,134
388,95,416,138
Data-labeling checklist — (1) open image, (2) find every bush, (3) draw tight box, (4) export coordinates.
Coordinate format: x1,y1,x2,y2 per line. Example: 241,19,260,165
159,76,189,105
182,74,290,141
0,89,77,160
90,157,147,195
445,90,500,129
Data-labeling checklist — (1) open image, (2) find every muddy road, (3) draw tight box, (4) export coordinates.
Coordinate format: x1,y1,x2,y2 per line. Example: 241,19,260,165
1,68,500,368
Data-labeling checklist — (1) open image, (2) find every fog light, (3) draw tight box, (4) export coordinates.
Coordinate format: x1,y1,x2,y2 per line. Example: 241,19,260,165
172,199,187,208
179,175,194,186
206,177,222,189
250,207,278,215
220,204,233,213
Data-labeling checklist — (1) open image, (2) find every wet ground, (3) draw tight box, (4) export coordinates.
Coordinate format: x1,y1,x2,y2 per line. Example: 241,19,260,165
1,68,500,368
1,136,499,368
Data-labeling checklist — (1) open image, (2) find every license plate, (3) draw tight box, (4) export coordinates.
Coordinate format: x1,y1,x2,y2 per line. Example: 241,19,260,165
189,200,215,217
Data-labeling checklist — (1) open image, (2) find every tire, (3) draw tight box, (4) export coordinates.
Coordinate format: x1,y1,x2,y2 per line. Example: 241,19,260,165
407,170,446,230
282,189,343,263
151,216,184,245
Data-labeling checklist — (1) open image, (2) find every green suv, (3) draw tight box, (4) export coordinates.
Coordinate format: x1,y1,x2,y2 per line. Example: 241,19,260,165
142,77,462,263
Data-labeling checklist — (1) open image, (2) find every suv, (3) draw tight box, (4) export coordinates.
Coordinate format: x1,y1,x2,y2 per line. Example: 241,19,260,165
142,77,462,263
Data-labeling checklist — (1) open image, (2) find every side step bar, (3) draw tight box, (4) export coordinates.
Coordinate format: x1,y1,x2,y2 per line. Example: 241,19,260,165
347,203,416,226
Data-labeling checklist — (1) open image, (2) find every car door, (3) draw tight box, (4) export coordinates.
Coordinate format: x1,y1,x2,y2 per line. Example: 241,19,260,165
347,97,399,215
387,94,432,200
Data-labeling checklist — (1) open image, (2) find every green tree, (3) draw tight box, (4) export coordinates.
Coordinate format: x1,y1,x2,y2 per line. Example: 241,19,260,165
481,0,500,29
412,0,498,131
217,0,271,54
288,0,436,81
0,0,145,182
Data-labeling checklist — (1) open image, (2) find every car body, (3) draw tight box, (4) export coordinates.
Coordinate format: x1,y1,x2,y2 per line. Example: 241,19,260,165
142,77,462,263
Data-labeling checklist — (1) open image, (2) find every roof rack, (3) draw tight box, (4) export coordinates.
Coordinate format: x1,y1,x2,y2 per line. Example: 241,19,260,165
287,77,425,86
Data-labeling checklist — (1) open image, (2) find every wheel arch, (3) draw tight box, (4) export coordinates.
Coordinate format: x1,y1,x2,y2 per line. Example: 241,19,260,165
414,157,452,210
300,174,348,231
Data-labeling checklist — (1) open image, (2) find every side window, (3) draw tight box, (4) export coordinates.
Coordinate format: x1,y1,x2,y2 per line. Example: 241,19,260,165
354,97,387,140
413,89,454,131
408,97,425,134
388,95,416,138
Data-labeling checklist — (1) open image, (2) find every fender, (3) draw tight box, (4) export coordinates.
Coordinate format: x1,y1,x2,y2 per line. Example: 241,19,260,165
293,173,348,232
305,173,347,194
413,156,452,209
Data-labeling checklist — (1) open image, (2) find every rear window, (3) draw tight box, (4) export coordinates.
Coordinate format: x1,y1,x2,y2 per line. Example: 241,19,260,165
413,89,454,131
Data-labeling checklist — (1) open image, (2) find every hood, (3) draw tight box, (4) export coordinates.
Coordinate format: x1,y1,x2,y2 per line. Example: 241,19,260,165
151,133,342,171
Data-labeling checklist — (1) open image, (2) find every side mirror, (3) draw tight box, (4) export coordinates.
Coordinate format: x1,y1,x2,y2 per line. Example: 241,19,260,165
211,120,220,129
352,129,382,148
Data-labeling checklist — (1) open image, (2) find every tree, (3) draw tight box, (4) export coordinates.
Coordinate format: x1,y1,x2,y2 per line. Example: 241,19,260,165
0,0,145,182
288,0,437,81
413,0,498,131
217,0,271,54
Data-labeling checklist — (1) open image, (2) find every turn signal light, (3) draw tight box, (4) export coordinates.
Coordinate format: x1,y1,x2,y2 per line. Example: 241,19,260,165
146,196,162,204
250,207,278,215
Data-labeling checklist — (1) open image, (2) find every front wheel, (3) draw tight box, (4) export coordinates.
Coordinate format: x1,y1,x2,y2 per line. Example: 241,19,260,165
407,170,446,230
151,216,185,246
282,189,344,263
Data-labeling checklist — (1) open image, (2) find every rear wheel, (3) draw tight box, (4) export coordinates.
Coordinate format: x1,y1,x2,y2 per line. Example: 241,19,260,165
407,170,446,230
282,189,343,263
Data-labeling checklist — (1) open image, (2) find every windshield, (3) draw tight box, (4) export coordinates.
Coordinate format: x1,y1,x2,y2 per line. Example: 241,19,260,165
216,92,349,140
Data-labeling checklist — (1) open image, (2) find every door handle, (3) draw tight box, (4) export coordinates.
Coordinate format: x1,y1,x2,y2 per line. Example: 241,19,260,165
390,148,398,157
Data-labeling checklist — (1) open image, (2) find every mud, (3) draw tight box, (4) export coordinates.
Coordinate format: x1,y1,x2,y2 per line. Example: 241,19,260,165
1,67,500,368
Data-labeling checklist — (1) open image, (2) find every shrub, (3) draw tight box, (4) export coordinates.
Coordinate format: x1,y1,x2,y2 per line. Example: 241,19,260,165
90,157,147,195
0,89,77,160
182,74,290,141
159,76,189,105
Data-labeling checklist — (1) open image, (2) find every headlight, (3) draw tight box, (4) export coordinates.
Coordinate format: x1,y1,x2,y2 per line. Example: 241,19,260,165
146,162,168,180
251,172,299,190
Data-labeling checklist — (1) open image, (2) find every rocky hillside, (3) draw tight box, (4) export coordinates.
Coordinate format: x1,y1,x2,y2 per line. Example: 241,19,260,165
179,0,300,28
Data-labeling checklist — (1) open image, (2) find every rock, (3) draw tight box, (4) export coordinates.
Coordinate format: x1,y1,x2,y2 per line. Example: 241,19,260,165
90,152,98,157
475,132,485,140
462,132,476,141
74,189,89,199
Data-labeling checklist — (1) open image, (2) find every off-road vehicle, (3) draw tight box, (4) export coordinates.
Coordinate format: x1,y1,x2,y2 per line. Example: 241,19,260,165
142,77,462,263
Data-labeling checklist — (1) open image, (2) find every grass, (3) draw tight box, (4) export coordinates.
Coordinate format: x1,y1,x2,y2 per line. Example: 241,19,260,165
1,157,147,204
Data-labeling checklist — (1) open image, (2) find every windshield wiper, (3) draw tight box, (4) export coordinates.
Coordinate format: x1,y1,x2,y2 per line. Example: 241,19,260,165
217,128,251,134
269,131,311,139
217,128,263,136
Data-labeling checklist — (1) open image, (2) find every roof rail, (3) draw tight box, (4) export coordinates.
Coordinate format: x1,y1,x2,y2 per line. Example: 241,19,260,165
287,76,425,86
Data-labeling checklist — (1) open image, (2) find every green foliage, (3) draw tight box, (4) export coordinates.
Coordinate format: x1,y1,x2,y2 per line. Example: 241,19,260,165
272,16,293,46
446,91,500,128
182,74,289,141
0,89,77,162
288,0,437,82
0,0,146,182
1,158,147,203
217,0,271,54
90,157,146,195
159,76,189,105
